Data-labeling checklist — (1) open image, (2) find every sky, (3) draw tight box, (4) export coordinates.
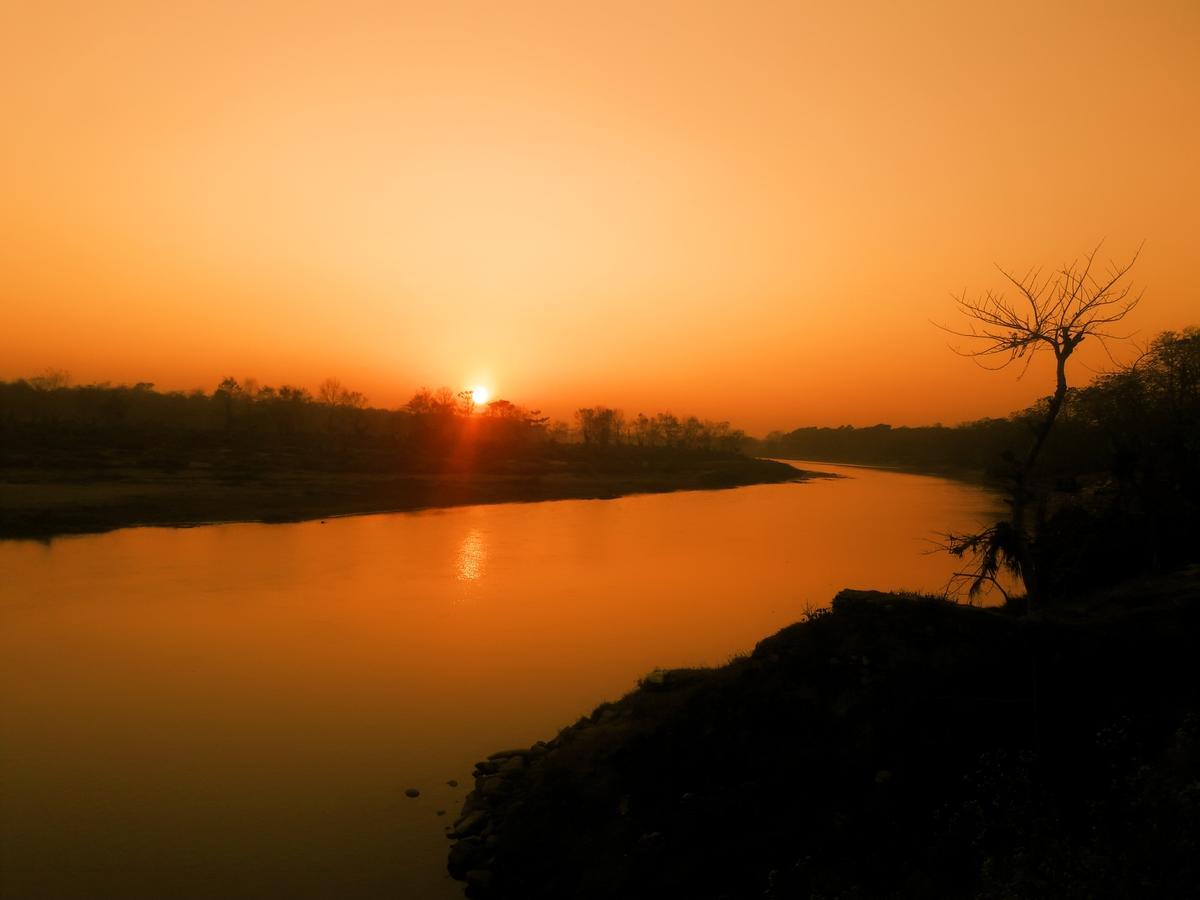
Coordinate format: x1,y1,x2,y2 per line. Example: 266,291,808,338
2,0,1197,434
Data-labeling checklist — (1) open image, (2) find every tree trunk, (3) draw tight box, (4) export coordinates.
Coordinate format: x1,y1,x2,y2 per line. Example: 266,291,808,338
1013,351,1069,603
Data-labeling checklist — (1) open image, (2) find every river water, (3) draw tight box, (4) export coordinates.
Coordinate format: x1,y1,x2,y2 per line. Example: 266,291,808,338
0,461,1003,898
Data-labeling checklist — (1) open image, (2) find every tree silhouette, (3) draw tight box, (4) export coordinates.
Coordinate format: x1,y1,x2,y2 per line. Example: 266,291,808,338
214,376,242,428
28,369,70,392
939,242,1142,604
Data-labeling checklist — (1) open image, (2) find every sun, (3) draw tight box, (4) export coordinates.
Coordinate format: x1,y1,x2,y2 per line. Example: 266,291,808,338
470,385,490,405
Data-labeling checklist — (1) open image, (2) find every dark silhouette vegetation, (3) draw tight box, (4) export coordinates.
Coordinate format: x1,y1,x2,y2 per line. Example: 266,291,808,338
759,325,1200,603
444,253,1199,897
936,245,1142,605
447,576,1200,899
0,376,805,539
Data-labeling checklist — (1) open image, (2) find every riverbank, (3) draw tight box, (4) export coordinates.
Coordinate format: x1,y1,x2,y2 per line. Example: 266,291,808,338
0,456,822,540
447,569,1200,898
768,454,995,486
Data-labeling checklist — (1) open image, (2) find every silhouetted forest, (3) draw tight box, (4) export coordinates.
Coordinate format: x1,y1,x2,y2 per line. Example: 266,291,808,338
0,375,801,539
759,327,1200,598
0,375,746,467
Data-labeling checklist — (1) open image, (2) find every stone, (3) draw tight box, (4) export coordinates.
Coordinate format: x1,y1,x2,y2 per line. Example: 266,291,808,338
641,669,668,689
487,748,531,760
404,788,420,798
499,755,525,774
460,793,484,817
480,776,510,798
452,810,489,838
465,869,493,890
447,779,459,788
447,837,484,879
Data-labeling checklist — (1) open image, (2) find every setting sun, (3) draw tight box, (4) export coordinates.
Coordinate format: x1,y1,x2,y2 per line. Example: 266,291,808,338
1,3,1197,898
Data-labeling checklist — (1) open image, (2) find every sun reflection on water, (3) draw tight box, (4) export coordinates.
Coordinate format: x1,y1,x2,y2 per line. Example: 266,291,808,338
455,528,487,583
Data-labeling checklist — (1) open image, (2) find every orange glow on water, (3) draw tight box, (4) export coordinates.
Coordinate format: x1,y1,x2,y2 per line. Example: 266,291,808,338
0,465,1005,897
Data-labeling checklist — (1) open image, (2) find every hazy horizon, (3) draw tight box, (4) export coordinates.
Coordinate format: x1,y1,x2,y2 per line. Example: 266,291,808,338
3,1,1197,433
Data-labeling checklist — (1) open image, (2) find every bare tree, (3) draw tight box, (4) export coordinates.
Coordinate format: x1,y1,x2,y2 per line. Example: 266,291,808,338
938,242,1143,604
28,369,70,392
317,378,344,407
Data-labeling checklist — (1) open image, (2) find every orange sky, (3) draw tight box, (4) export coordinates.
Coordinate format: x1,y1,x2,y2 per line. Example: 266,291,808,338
2,0,1197,433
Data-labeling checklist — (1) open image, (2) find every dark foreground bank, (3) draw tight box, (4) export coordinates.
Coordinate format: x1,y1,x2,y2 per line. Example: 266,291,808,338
0,455,816,540
447,571,1200,898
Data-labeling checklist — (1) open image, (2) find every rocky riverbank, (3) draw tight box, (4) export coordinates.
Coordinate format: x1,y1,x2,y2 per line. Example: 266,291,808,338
447,572,1200,898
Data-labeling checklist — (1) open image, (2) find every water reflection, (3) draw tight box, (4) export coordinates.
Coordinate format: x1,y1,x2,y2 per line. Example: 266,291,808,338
455,528,488,583
0,462,1004,899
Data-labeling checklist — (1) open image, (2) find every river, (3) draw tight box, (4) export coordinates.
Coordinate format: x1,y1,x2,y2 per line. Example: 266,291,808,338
0,461,1003,898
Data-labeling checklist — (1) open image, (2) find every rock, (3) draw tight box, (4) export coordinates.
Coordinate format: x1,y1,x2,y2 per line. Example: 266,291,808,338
452,810,489,838
641,669,668,689
436,809,446,816
404,788,420,798
465,869,493,890
832,589,902,611
447,779,459,788
474,760,500,776
499,754,525,774
487,748,531,760
640,667,710,692
480,775,510,799
447,837,484,879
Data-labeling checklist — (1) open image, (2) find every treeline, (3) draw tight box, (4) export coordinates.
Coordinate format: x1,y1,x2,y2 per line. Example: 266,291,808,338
765,328,1200,592
574,407,745,453
0,375,548,440
0,374,752,474
756,419,1024,475
1033,327,1200,591
756,329,1200,482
